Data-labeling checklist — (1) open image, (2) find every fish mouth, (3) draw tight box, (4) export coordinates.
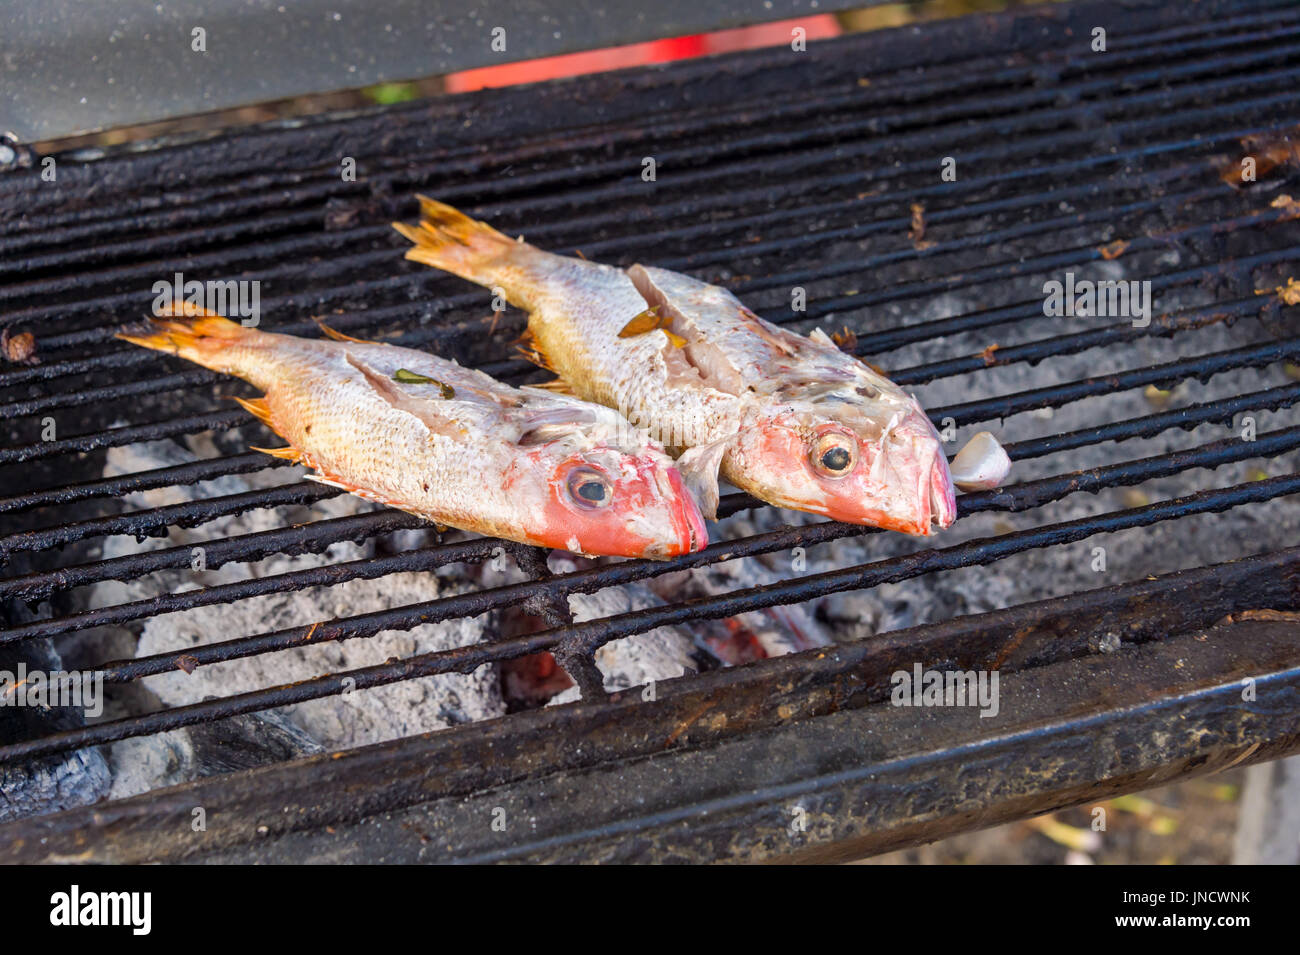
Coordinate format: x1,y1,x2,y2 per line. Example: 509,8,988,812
834,416,955,536
647,467,709,558
894,410,957,535
927,446,958,531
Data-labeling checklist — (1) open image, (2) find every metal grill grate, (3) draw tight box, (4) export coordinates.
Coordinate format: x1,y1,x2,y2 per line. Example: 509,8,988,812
2,0,1299,861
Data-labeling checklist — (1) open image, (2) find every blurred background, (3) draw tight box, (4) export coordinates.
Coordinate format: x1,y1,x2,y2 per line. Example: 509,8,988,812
29,1,1043,153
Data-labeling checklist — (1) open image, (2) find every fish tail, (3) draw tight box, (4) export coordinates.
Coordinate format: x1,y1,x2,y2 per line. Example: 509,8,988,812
393,196,537,305
116,302,254,373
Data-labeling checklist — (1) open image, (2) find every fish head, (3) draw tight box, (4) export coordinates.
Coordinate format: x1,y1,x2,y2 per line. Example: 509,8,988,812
524,444,708,559
503,397,708,559
731,397,957,535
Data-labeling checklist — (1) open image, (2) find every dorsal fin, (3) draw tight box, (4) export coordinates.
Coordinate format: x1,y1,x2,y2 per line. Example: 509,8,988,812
315,318,382,345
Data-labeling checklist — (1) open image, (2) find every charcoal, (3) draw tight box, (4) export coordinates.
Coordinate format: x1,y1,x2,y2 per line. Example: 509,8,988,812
188,708,324,776
0,637,110,822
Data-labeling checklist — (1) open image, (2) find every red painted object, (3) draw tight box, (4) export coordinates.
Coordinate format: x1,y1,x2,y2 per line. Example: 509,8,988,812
444,16,840,93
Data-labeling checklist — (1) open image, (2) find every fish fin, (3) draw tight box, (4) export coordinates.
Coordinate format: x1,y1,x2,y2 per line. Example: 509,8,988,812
116,303,252,372
514,340,557,373
618,307,688,349
301,470,364,493
394,196,529,301
314,318,381,345
231,395,274,427
530,378,575,394
675,437,731,522
625,266,694,332
302,470,419,511
345,352,467,439
811,325,887,373
618,306,664,337
250,445,306,464
302,472,351,491
830,326,861,353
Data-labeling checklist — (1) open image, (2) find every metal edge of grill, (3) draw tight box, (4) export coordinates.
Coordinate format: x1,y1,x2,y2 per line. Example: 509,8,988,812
1,0,1299,863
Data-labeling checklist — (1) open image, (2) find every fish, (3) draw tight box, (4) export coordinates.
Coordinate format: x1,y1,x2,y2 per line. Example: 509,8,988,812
116,303,707,559
395,197,1010,535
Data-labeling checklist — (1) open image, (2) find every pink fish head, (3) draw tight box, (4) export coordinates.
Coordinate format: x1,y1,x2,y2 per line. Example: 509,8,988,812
732,400,957,536
526,446,708,559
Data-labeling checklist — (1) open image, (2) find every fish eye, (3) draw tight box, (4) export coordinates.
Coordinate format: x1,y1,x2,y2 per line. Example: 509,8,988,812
566,467,613,509
811,432,857,478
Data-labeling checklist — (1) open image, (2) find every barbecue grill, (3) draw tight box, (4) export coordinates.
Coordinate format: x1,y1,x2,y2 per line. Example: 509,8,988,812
1,0,1299,863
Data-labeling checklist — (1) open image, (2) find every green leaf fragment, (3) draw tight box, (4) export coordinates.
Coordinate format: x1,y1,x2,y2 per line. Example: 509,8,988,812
393,368,455,399
365,82,418,105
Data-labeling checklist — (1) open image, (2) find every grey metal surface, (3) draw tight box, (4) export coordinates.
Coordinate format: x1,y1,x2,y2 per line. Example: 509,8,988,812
1,0,868,143
1233,754,1300,864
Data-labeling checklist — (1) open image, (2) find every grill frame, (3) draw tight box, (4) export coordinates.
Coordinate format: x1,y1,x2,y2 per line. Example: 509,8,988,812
2,0,1300,862
4,551,1298,863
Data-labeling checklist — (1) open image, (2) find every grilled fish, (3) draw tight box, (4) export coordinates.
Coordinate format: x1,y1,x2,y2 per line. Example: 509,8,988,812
118,305,706,558
395,197,1009,535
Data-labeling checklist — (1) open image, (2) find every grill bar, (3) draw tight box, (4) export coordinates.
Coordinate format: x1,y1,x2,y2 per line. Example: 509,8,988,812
3,31,1294,271
2,470,1295,767
0,162,1275,416
5,329,1296,565
5,541,1297,864
2,0,1299,861
5,409,1297,644
2,95,1294,383
5,103,1294,402
4,37,1300,345
6,145,1297,433
0,510,429,603
6,6,1299,261
6,0,1295,210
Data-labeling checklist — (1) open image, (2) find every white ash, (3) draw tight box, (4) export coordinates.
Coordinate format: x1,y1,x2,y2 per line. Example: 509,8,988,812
644,530,835,656
70,432,503,800
135,568,501,751
105,730,194,801
105,710,326,801
548,557,696,702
